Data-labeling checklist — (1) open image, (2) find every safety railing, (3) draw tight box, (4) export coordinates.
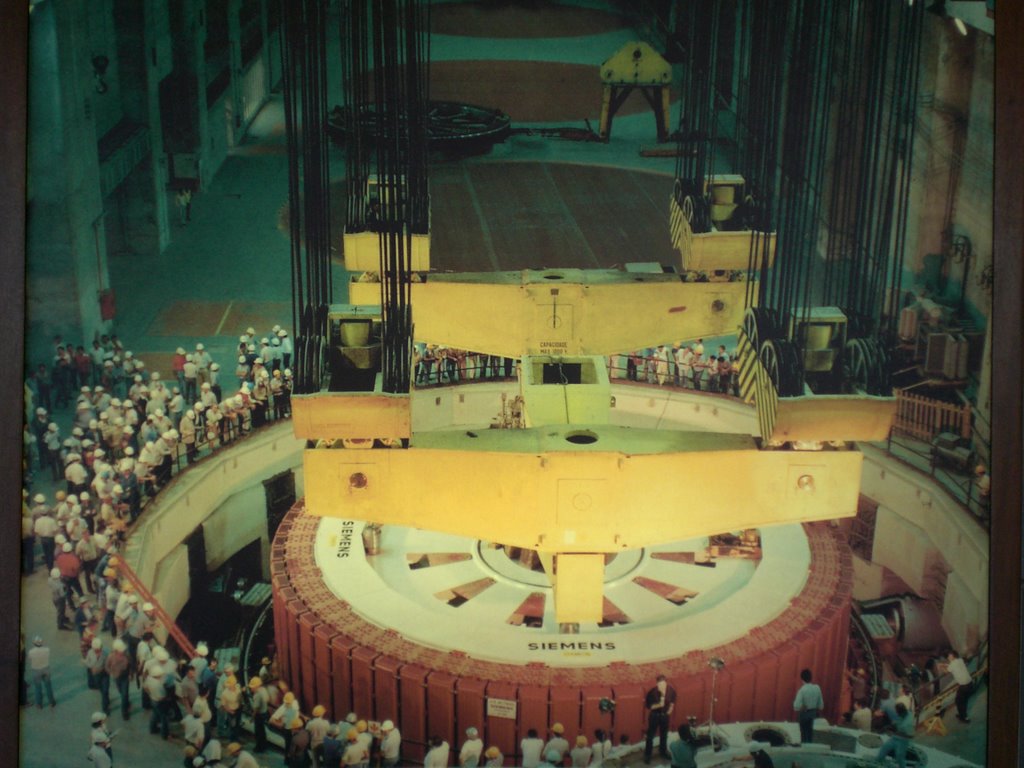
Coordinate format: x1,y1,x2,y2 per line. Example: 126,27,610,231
891,387,972,442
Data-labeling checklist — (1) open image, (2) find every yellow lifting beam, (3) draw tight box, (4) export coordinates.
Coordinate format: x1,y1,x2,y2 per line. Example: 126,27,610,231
303,429,862,550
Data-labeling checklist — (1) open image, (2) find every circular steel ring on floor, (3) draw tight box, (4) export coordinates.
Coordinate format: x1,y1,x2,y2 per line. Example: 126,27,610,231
271,505,852,763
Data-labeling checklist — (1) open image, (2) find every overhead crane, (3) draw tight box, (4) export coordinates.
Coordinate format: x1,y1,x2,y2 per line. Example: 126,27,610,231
284,0,910,627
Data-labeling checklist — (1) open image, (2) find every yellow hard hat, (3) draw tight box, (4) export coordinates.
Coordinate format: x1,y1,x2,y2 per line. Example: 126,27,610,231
283,692,296,704
551,723,564,734
249,677,263,689
312,705,326,717
485,747,501,759
356,720,368,732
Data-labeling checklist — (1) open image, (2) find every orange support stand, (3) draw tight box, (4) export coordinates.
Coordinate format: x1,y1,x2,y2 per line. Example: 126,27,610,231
109,555,195,657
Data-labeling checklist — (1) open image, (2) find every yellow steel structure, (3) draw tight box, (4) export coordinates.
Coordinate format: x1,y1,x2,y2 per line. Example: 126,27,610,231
597,41,672,142
770,395,897,443
519,355,611,426
294,268,881,623
409,270,746,356
553,553,605,625
292,391,411,441
303,425,863,551
670,180,778,273
343,231,431,272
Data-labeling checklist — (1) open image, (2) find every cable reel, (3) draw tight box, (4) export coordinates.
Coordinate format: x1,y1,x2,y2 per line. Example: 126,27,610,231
758,338,803,397
843,337,891,396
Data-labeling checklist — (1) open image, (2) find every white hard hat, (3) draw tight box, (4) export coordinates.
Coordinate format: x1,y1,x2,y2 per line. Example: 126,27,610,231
238,355,247,363
62,542,72,552
33,493,45,503
48,423,58,431
185,353,193,362
210,363,220,371
125,351,133,358
278,329,288,337
124,446,135,456
91,711,107,724
113,638,127,652
177,347,186,355
196,643,209,656
261,337,269,344
35,407,46,415
92,638,103,649
50,568,60,578
151,372,160,381
110,398,121,407
196,343,204,351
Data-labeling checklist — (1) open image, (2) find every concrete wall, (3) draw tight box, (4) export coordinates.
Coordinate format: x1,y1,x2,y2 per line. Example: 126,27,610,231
125,423,305,633
25,0,109,353
859,444,988,653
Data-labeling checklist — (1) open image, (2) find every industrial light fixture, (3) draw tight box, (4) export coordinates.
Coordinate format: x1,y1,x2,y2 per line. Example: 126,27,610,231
952,16,969,34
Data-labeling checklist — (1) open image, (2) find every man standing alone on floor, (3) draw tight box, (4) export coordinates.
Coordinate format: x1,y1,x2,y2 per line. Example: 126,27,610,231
27,635,56,708
643,674,676,763
792,668,824,745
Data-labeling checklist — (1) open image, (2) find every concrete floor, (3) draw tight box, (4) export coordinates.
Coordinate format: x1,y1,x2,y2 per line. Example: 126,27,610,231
20,2,989,766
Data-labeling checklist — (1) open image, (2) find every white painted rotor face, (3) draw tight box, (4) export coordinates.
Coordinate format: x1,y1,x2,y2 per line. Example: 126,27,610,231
314,518,810,667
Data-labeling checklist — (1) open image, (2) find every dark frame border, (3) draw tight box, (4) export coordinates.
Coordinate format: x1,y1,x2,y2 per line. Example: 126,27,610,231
988,1,1023,764
1,0,28,761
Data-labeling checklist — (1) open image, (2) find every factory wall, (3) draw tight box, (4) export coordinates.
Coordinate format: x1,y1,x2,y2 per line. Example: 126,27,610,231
26,0,110,352
24,0,278,356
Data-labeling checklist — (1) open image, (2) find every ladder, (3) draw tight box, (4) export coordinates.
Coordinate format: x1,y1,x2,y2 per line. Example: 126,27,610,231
109,554,196,658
